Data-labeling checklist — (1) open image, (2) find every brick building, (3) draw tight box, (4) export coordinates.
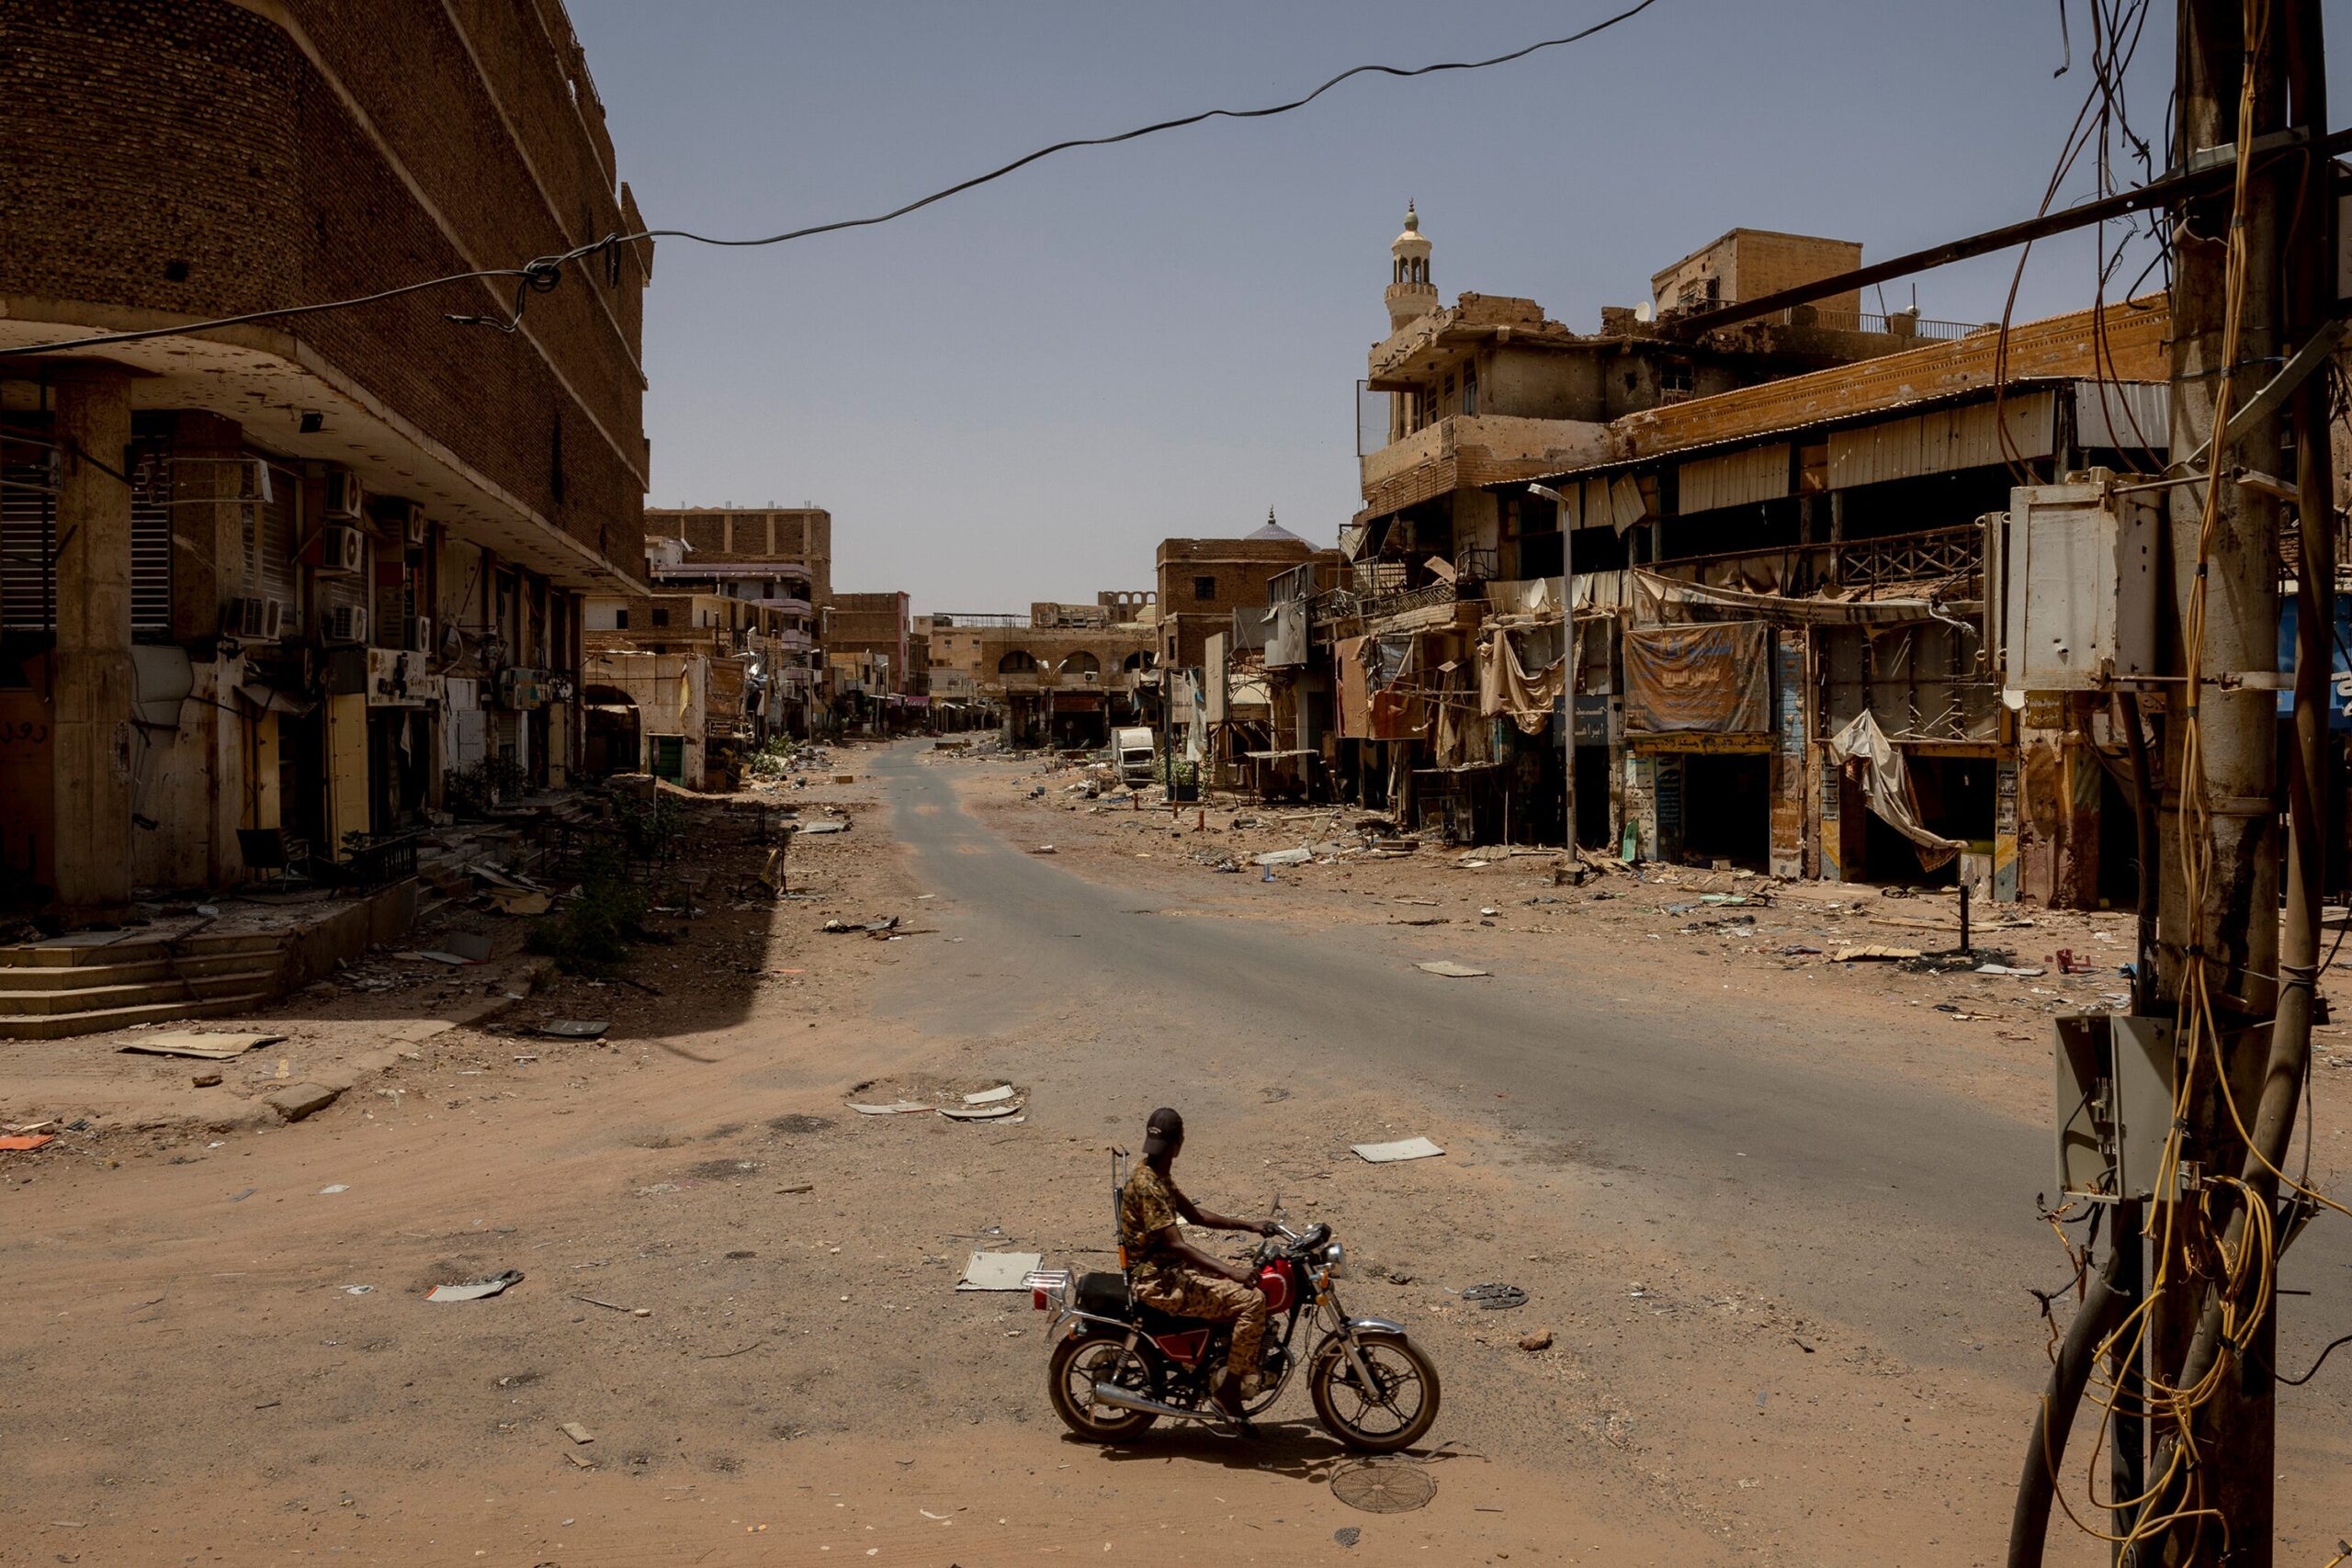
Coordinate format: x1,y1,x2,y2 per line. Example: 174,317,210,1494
639,506,827,734
1157,519,1316,672
826,591,911,699
0,0,650,914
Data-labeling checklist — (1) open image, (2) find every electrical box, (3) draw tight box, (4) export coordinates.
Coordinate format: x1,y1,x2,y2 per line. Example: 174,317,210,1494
1995,469,2159,694
2053,1013,2177,1201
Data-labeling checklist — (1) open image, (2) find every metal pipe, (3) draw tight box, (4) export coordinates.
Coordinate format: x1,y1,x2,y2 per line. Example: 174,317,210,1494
2007,1239,2135,1568
1529,485,1575,853
1667,124,2351,338
1089,1382,1214,1422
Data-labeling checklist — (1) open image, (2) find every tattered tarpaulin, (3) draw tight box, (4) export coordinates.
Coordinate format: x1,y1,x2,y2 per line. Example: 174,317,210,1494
1333,637,1371,739
1477,622,1566,735
1632,568,1954,627
1826,709,1965,871
1622,621,1773,735
1434,661,1497,770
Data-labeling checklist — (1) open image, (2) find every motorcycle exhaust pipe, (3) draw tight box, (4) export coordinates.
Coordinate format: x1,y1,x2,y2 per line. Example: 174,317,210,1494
1090,1382,1216,1422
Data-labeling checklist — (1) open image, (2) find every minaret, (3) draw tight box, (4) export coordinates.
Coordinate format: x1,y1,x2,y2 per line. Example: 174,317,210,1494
1385,201,1436,333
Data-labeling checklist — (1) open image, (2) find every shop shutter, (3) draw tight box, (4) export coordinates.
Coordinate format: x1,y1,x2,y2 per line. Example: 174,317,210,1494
0,461,54,631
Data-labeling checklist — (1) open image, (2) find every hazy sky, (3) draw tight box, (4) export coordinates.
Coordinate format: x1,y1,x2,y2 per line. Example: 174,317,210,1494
563,1,2329,615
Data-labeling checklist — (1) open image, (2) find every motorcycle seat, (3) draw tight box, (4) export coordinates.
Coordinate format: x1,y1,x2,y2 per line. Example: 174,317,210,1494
1074,1270,1132,1315
1076,1271,1215,1337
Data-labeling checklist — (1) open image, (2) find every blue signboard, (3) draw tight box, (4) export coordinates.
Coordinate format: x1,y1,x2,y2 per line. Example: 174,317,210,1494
2277,593,2352,728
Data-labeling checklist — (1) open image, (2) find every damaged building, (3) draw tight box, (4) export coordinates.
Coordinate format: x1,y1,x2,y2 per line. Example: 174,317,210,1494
934,596,1159,749
0,0,652,918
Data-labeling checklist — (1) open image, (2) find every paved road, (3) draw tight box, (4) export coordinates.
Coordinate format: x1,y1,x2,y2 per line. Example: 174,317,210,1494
868,742,2349,1380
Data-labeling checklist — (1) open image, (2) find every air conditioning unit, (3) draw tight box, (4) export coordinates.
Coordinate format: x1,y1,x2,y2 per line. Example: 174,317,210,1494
322,468,364,522
223,595,286,642
324,604,368,645
404,615,433,654
394,502,427,548
317,524,364,577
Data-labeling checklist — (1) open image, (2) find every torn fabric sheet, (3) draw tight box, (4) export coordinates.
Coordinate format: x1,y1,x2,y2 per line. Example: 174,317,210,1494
1826,709,1966,872
1477,625,1566,735
1633,568,1957,627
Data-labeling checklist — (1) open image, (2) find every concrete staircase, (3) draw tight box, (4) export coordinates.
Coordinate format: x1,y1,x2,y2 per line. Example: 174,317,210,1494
0,931,288,1041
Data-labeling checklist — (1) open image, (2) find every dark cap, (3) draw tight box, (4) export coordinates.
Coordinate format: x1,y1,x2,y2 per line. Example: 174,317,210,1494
1142,1107,1184,1157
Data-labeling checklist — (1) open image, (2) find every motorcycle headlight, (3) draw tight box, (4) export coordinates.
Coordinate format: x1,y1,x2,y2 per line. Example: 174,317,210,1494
1322,1241,1346,1278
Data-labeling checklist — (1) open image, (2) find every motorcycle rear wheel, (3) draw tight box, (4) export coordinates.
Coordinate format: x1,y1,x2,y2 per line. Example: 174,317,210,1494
1047,1331,1159,1442
1309,1331,1441,1453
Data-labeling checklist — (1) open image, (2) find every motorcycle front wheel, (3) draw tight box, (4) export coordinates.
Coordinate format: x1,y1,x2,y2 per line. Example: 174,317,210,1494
1308,1330,1441,1453
1047,1330,1159,1442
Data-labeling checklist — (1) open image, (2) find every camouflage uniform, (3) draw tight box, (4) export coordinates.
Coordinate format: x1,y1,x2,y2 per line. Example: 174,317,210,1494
1119,1162,1268,1391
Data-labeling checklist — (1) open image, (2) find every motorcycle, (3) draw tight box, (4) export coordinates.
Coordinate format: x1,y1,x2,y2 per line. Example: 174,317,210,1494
1027,1153,1441,1452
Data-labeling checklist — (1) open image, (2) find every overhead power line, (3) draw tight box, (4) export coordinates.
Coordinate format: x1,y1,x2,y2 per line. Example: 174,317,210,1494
0,1,1663,361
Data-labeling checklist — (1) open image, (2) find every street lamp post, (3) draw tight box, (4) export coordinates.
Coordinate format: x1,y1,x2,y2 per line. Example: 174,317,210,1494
1527,484,1574,856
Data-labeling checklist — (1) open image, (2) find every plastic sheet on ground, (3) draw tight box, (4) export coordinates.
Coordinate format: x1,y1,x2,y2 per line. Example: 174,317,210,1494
1351,1136,1446,1163
956,1250,1044,1291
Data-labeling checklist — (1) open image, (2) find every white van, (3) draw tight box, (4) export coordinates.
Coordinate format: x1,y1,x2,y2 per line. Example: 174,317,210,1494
1113,727,1157,784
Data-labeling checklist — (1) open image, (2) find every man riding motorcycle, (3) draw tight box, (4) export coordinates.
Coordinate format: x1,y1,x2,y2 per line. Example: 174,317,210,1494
1117,1107,1280,1419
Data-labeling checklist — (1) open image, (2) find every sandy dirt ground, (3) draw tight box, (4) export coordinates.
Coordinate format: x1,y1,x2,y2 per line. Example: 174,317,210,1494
3,739,2346,1568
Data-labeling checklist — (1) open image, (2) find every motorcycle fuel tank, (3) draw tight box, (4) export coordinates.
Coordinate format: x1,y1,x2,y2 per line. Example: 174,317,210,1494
1256,1258,1295,1313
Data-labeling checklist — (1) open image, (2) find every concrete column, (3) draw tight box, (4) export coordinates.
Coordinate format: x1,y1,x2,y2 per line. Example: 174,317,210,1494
50,364,136,916
170,413,250,887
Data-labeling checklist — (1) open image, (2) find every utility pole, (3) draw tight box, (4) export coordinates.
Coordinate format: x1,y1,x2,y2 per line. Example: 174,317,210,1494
2143,3,2322,1562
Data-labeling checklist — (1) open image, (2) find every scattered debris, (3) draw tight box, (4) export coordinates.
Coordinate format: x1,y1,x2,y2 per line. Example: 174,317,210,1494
190,1070,222,1088
1830,945,1921,963
487,887,552,917
848,1101,932,1115
1330,1459,1436,1515
559,1422,594,1445
116,1030,285,1061
539,1020,611,1039
939,1102,1022,1121
1518,1326,1555,1351
956,1251,1045,1291
317,1183,348,1195
571,1294,633,1313
426,1269,523,1303
264,1083,341,1122
1414,961,1490,978
1975,963,2045,977
963,1084,1017,1104
441,932,493,962
341,1284,374,1295
564,1450,595,1470
1351,1136,1446,1164
0,1133,55,1152
1462,1283,1527,1311
1254,847,1312,867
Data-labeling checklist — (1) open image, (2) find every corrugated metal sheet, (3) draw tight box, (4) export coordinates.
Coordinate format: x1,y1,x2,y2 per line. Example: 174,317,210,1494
2069,380,2169,453
1827,392,2053,490
1677,442,1790,515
